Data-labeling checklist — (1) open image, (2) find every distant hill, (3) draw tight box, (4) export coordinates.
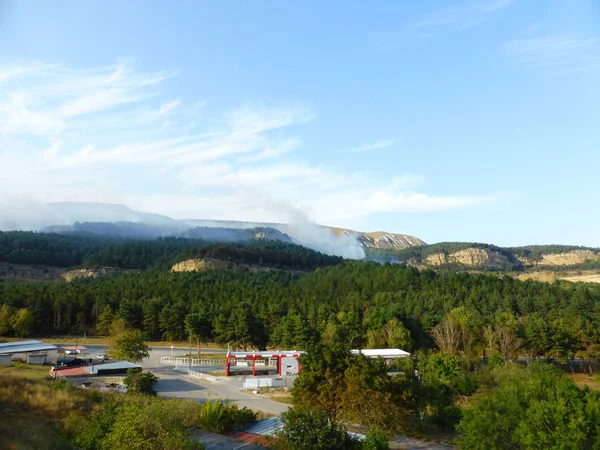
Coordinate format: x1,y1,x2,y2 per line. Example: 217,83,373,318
329,227,426,249
1,202,426,257
368,242,600,275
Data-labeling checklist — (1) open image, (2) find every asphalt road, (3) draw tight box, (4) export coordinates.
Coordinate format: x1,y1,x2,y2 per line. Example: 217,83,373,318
57,343,289,416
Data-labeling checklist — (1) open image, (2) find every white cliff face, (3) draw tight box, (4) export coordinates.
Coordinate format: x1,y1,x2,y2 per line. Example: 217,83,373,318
350,231,426,250
170,258,238,272
535,250,600,266
424,248,511,269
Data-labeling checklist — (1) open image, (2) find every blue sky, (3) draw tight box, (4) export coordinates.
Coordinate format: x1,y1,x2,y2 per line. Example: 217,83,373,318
0,0,599,246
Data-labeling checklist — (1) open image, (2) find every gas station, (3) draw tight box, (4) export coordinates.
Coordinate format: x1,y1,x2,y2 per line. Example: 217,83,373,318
225,350,305,377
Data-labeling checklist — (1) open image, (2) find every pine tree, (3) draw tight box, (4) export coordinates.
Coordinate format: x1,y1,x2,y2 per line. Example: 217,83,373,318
96,305,113,336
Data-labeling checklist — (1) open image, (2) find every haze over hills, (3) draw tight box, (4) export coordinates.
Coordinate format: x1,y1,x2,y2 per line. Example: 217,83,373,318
0,201,424,258
3,201,600,282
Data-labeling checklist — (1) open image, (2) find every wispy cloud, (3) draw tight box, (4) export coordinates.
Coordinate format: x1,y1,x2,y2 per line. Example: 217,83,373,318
415,0,516,31
342,139,396,153
368,0,516,50
0,60,502,227
504,34,600,72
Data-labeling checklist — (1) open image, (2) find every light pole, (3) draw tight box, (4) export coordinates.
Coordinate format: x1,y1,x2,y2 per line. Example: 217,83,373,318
188,331,192,372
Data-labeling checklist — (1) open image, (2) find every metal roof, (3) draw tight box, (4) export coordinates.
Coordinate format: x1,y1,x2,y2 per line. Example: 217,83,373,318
351,348,411,358
0,342,58,354
242,417,283,436
226,351,304,359
0,340,42,348
86,361,141,375
51,367,89,377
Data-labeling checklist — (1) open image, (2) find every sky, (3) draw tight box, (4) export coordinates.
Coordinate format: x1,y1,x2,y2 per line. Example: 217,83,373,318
0,0,599,246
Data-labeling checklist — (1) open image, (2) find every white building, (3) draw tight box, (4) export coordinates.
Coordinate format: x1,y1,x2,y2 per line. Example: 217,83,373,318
351,348,411,359
0,340,59,365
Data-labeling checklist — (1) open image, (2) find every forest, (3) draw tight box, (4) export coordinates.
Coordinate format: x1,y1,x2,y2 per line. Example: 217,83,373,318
0,231,341,270
3,233,600,448
2,256,600,369
367,242,600,272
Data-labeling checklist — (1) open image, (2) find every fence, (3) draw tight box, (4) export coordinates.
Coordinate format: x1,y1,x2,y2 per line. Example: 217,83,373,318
243,377,273,390
175,366,241,390
160,357,224,367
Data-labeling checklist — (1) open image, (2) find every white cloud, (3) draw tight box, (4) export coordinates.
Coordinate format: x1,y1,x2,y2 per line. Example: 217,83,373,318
504,34,600,71
0,60,502,230
416,0,516,30
343,139,396,153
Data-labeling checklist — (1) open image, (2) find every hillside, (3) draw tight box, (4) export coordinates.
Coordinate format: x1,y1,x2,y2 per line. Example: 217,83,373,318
0,231,343,278
368,242,600,279
329,227,426,249
2,202,425,255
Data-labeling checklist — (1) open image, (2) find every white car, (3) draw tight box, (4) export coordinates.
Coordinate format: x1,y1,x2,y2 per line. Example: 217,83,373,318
65,350,81,355
95,354,108,361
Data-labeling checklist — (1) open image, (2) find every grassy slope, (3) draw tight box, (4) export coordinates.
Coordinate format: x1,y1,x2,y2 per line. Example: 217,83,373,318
0,363,94,449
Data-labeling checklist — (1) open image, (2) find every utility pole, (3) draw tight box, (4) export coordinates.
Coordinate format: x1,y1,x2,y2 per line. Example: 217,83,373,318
188,331,192,372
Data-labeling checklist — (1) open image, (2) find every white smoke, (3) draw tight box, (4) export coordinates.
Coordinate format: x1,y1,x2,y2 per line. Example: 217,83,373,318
283,221,366,259
0,194,366,260
245,193,365,259
0,195,67,230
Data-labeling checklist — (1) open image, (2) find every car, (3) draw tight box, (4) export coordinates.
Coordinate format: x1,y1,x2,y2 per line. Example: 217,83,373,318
95,354,108,361
64,349,81,355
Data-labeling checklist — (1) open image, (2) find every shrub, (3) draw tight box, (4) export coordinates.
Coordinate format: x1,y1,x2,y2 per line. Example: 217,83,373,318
361,428,390,450
71,395,203,450
486,354,504,370
275,407,360,450
196,400,256,433
124,369,158,395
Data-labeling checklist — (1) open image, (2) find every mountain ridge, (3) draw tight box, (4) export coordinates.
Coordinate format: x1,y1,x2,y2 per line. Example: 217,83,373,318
38,202,425,252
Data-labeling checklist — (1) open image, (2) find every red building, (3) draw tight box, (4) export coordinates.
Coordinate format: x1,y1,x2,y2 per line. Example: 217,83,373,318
225,351,304,377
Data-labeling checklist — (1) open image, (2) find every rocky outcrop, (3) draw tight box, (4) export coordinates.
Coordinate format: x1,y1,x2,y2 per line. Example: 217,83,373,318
424,248,512,270
534,250,600,266
170,258,239,272
61,267,122,282
516,270,600,284
358,232,426,249
0,263,64,282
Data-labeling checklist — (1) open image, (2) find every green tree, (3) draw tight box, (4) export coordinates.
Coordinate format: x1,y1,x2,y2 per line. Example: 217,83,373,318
12,308,34,337
124,369,158,396
270,313,314,349
458,363,598,449
366,318,412,351
292,343,351,425
342,355,405,432
110,328,149,363
96,305,113,336
185,311,212,357
0,304,14,336
362,428,390,450
275,407,359,450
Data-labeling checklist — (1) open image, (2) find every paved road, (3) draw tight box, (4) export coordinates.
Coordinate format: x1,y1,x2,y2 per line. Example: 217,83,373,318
58,343,452,447
58,343,288,416
151,365,290,416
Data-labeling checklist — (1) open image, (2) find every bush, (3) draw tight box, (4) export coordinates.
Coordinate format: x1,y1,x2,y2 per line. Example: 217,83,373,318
457,363,600,449
275,407,360,450
71,395,203,450
361,428,390,450
486,354,504,370
196,400,256,433
124,369,158,395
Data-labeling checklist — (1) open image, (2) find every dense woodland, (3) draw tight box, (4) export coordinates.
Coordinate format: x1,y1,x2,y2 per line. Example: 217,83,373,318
368,242,600,272
3,233,600,448
2,248,600,368
0,231,340,270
